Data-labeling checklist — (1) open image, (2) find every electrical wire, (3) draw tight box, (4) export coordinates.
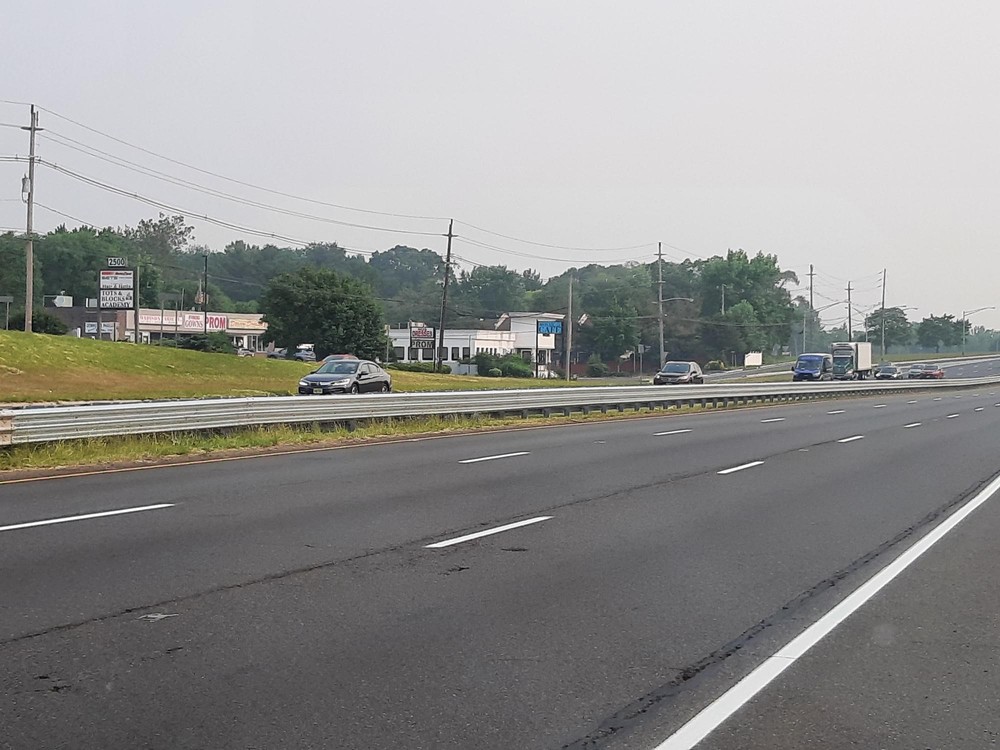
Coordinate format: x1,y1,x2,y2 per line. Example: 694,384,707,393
37,159,426,251
37,105,449,222
456,236,651,265
453,219,654,254
40,131,446,237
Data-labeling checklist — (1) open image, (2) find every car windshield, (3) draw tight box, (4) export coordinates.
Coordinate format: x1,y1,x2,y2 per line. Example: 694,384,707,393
923,364,939,370
880,367,897,373
797,356,824,368
910,364,925,369
316,362,360,375
661,362,691,373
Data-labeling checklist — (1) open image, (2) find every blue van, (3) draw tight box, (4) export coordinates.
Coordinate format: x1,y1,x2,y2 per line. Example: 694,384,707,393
792,352,833,381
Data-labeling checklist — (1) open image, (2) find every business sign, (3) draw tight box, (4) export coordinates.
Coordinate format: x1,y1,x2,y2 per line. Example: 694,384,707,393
173,312,229,332
409,323,435,348
536,320,563,335
84,322,117,334
99,270,134,289
99,289,134,309
107,257,129,267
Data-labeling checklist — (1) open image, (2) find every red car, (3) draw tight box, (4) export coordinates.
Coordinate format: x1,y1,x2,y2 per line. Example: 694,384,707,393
918,363,945,379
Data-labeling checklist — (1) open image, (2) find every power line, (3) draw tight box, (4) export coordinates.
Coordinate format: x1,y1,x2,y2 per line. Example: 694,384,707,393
37,105,448,222
37,159,399,251
456,236,651,265
454,219,654,254
39,131,445,237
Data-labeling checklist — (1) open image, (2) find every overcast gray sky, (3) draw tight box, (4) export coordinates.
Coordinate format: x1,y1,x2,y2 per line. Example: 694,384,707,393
3,1,999,327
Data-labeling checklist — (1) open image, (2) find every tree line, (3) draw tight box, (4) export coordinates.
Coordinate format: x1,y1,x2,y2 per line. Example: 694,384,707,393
1,215,992,362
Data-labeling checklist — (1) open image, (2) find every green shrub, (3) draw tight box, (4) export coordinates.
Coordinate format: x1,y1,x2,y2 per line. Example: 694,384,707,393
177,333,235,354
387,362,452,374
10,310,69,336
474,352,534,378
486,368,503,377
586,355,609,378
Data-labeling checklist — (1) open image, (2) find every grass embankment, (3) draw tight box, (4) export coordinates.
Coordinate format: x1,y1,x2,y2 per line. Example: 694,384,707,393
0,330,589,403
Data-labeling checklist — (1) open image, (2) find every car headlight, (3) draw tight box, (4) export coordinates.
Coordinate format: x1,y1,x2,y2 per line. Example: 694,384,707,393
332,378,351,386
299,380,310,387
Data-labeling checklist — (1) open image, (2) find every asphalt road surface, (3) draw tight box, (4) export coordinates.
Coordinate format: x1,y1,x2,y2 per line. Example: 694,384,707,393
3,365,1000,748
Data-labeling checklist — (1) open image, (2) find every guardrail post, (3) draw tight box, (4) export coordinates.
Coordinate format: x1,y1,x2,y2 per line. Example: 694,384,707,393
0,412,11,446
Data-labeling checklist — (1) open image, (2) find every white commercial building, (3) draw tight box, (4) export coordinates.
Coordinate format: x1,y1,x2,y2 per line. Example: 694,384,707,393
388,311,565,376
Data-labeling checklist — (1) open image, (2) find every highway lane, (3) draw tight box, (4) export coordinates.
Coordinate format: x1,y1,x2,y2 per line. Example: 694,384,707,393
1,385,997,641
699,482,1000,749
2,383,1000,748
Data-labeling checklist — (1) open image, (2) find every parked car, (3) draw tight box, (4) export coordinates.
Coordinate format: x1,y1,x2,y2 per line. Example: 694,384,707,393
298,359,392,395
874,365,904,380
653,361,704,385
266,348,287,359
236,347,255,358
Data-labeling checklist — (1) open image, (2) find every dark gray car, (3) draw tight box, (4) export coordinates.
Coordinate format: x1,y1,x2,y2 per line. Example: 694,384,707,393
653,361,704,385
298,359,392,395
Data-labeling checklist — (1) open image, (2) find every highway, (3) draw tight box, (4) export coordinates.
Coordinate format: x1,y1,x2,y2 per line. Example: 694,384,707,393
2,358,1000,749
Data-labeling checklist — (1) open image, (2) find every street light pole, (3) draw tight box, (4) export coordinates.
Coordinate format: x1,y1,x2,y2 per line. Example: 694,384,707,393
961,306,995,356
658,296,695,367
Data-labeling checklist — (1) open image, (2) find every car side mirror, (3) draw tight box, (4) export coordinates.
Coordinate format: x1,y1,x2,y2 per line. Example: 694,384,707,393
790,365,795,371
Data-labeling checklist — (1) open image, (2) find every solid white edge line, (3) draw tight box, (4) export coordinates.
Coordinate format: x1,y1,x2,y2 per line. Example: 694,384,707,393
826,410,845,415
907,400,918,404
904,423,921,428
458,451,530,464
424,516,552,548
872,404,887,409
759,418,785,424
653,470,1000,750
655,429,693,436
0,503,175,533
946,414,959,419
717,461,764,475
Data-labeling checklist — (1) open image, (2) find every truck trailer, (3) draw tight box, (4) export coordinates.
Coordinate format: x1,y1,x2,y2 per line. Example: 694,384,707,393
830,341,873,380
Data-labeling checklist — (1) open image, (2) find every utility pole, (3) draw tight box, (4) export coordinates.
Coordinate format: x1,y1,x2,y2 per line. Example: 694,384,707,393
879,268,887,358
807,264,815,351
657,242,665,367
435,219,454,373
21,105,40,332
846,281,853,342
565,274,573,381
202,252,209,334
721,284,726,315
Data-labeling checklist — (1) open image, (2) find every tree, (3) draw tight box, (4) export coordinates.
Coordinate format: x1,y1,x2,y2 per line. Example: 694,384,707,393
10,309,68,335
454,265,527,318
864,307,913,353
916,314,964,353
260,267,387,360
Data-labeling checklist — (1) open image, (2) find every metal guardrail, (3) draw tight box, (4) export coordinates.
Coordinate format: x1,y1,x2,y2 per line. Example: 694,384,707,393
3,376,1000,446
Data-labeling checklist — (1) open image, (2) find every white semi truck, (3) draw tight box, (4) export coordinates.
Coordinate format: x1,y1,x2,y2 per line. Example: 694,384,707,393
830,341,873,380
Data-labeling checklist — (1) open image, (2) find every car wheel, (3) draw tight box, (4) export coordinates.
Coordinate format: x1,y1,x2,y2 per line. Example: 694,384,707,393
350,384,360,394
380,383,390,393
